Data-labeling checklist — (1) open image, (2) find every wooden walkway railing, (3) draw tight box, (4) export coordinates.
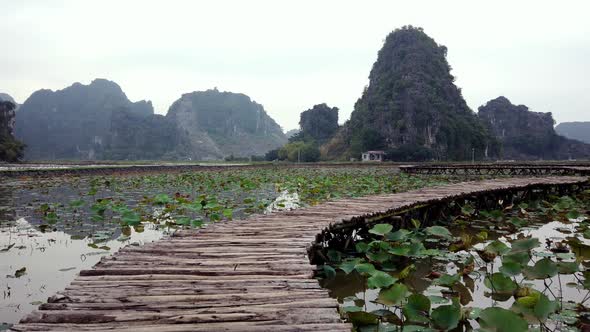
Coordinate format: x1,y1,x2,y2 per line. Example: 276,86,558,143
400,164,590,176
11,176,588,332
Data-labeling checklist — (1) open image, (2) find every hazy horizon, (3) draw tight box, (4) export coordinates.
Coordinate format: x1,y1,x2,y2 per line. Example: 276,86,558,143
1,0,589,131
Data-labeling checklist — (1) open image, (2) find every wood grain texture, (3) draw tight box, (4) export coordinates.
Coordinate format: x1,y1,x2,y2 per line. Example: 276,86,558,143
12,176,588,331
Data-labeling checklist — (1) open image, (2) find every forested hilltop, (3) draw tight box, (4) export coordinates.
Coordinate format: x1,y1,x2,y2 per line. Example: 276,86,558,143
322,26,497,161
14,81,286,161
479,97,590,160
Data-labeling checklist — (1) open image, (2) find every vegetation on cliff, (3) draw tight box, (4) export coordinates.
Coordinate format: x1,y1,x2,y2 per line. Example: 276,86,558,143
294,103,339,144
324,26,496,161
478,97,590,160
15,82,286,161
15,79,154,160
165,89,287,160
268,103,339,162
0,101,25,162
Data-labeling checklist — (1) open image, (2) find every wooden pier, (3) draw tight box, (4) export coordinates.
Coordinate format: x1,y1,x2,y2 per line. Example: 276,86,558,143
12,176,588,331
400,164,590,176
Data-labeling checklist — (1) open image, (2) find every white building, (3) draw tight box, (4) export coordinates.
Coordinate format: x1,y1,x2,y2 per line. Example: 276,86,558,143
361,150,385,162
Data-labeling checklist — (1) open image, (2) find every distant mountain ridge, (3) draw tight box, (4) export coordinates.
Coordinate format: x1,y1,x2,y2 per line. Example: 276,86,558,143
478,97,590,160
15,80,286,160
166,89,287,160
15,79,154,160
555,122,590,144
0,93,15,103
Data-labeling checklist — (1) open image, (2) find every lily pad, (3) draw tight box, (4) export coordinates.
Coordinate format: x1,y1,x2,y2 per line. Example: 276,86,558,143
369,224,393,236
484,272,517,294
485,240,510,255
425,226,453,239
354,263,376,275
367,271,398,289
522,258,558,279
403,294,431,324
478,307,528,332
377,283,409,305
431,298,460,330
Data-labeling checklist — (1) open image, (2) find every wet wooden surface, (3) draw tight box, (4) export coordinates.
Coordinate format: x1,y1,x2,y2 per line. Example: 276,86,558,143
12,176,588,331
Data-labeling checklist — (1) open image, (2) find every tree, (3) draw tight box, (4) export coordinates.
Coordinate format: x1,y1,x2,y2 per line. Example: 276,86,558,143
278,141,320,162
299,103,339,144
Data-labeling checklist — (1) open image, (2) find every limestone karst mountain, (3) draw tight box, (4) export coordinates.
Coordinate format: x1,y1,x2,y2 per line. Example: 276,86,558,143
165,89,287,160
478,97,590,160
15,79,155,160
15,81,286,160
323,26,496,161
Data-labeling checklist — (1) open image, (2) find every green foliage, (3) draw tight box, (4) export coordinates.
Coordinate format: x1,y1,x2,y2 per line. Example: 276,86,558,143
350,128,386,157
298,103,339,144
403,294,431,323
367,271,397,289
431,298,460,330
322,190,590,331
325,26,497,161
484,273,517,294
522,258,558,280
385,144,434,162
478,307,528,332
377,283,409,305
277,141,320,162
369,224,393,236
478,96,590,159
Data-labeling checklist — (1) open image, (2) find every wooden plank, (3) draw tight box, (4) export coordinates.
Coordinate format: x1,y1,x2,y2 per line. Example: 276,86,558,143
13,176,588,331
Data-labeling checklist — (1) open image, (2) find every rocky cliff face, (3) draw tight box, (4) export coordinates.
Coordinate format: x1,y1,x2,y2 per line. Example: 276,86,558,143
14,81,286,161
0,100,25,161
166,89,287,160
324,26,496,161
478,97,590,159
555,122,590,144
103,109,181,161
15,79,154,160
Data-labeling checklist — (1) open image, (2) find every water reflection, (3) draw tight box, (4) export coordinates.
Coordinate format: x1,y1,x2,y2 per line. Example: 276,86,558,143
0,179,169,327
321,213,590,330
0,175,290,328
0,217,166,325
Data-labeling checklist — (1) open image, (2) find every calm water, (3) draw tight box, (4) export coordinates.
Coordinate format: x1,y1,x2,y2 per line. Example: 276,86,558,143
321,212,590,330
0,176,292,328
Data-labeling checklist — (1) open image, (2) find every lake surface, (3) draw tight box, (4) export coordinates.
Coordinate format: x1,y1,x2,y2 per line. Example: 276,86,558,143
0,175,285,328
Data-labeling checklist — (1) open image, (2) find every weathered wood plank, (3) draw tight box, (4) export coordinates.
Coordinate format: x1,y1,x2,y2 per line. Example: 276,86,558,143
13,176,588,331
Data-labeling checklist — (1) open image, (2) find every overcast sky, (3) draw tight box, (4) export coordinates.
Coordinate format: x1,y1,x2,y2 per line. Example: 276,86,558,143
1,0,589,131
